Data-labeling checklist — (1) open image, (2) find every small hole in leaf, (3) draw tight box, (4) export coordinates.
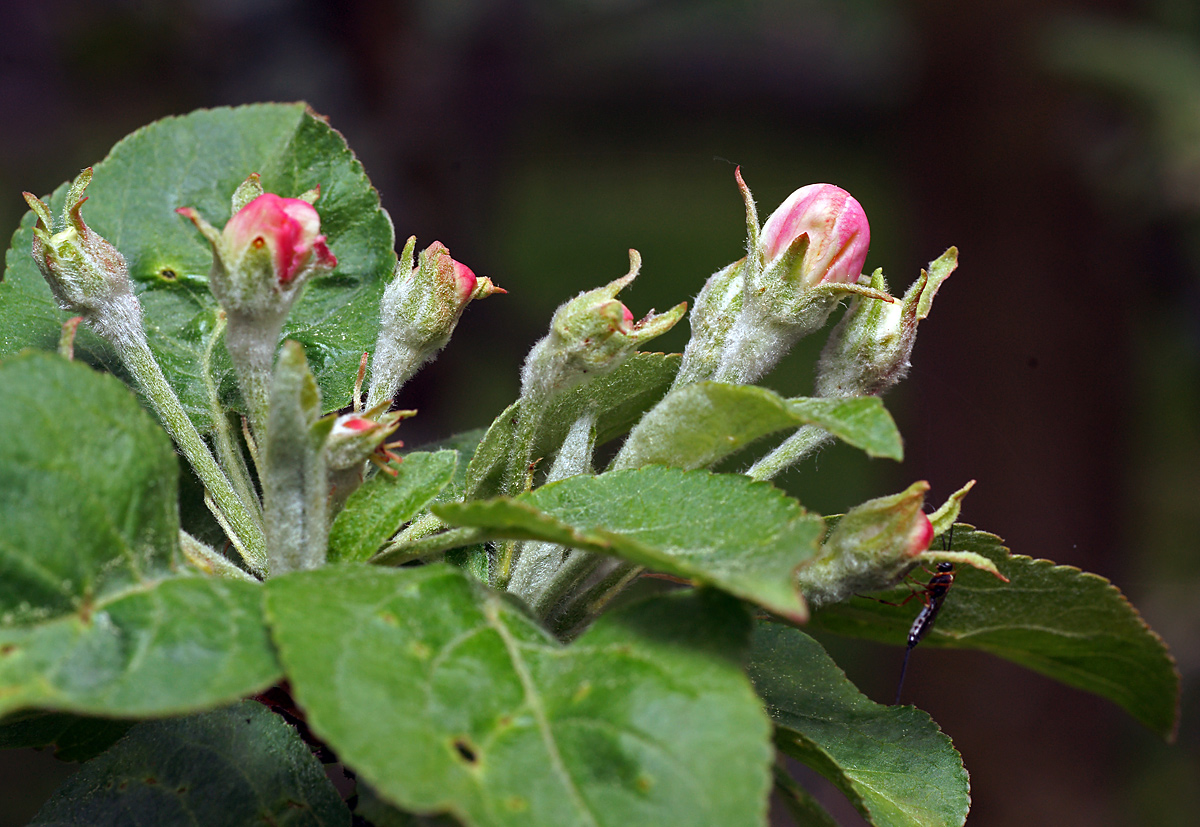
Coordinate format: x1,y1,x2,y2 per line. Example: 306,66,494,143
453,738,479,765
157,267,178,281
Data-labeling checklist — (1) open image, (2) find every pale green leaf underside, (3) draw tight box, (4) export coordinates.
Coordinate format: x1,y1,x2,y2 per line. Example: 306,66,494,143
265,564,772,827
328,450,458,563
809,526,1180,739
1,103,396,431
748,624,969,827
617,383,902,471
31,701,350,826
436,465,823,622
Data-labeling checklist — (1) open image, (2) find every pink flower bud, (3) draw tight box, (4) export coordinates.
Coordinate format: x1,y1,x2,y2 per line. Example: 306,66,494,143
176,182,339,438
760,184,870,288
907,511,935,559
221,193,336,284
796,481,935,607
178,193,336,296
365,239,504,409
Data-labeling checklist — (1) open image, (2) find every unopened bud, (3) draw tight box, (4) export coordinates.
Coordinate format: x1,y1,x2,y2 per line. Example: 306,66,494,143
367,238,502,409
758,183,870,294
520,250,686,400
711,173,886,385
177,180,338,436
23,169,142,347
176,188,337,317
796,481,933,608
815,249,958,398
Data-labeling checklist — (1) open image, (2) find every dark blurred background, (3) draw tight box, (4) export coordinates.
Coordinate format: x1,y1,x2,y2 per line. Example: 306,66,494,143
2,0,1199,824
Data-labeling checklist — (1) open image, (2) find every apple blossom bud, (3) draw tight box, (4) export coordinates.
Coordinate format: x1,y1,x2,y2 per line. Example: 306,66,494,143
177,190,337,310
177,183,338,437
367,238,503,410
758,183,870,292
519,250,687,400
23,168,143,348
795,481,934,608
326,410,407,471
325,406,415,511
815,249,958,398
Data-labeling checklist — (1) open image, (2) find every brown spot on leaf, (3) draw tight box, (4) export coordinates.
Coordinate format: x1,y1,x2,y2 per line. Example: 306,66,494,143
452,737,479,765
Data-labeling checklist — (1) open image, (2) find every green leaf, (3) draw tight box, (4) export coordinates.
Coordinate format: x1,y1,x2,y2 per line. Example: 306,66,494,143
748,624,969,827
809,526,1181,739
30,700,350,826
0,352,180,621
266,565,772,827
465,352,680,498
0,576,281,719
0,352,279,719
786,397,903,460
0,710,132,762
617,383,902,471
436,466,823,622
2,103,396,431
328,450,458,563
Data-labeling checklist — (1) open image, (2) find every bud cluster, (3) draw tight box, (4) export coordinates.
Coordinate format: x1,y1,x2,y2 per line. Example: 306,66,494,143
678,170,888,387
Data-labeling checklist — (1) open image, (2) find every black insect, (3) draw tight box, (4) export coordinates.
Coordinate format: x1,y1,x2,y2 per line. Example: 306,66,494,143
894,559,955,704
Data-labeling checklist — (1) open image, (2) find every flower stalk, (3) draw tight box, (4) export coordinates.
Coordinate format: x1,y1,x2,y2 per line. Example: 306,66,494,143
25,171,267,574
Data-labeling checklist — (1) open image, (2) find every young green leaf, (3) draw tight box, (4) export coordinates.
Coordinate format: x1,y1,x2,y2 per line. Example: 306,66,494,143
328,449,458,563
30,701,350,826
436,466,823,622
614,382,901,471
265,564,772,827
748,623,969,827
809,526,1181,739
2,103,396,431
0,352,181,620
465,352,680,499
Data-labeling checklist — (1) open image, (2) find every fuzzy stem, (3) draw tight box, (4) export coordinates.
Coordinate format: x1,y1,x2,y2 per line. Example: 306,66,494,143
203,314,262,520
113,311,267,575
223,313,283,442
746,424,833,481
